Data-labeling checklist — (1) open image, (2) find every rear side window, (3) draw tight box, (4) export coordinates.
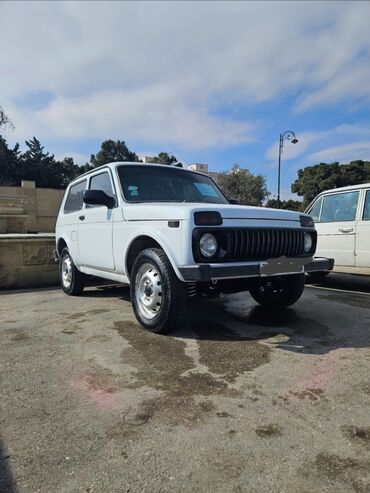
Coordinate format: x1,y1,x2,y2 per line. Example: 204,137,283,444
63,180,86,213
320,191,359,223
363,190,370,220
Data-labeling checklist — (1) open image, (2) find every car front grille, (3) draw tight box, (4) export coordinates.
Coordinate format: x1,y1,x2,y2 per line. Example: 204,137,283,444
193,227,316,263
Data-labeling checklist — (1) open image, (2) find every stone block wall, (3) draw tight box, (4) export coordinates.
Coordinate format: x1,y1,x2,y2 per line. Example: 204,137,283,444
0,234,58,289
0,181,64,233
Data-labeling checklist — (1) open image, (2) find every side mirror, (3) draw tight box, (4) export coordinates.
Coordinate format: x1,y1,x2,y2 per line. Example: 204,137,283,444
228,198,239,205
83,189,115,209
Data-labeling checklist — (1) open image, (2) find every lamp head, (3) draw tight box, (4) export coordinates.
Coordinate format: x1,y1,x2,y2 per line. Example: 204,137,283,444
291,138,299,144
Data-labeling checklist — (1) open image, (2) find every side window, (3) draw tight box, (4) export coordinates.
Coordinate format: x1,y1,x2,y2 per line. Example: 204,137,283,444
308,196,323,222
320,191,359,223
363,190,370,221
63,180,86,213
88,172,115,207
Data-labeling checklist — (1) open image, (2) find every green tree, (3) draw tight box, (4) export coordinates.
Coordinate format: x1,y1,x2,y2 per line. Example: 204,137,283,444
265,198,303,211
292,160,370,207
90,139,139,168
0,136,20,185
218,164,269,206
151,152,182,167
19,137,80,188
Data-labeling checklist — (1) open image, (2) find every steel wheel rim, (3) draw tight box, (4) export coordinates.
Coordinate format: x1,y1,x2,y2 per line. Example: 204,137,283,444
135,262,163,319
62,254,73,288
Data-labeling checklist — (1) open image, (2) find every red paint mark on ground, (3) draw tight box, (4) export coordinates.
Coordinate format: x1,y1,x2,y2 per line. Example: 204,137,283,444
299,352,342,391
71,376,119,410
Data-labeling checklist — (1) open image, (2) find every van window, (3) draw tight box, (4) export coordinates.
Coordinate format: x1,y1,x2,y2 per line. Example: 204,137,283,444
88,172,115,207
363,190,370,221
309,196,323,222
64,180,87,213
320,191,359,223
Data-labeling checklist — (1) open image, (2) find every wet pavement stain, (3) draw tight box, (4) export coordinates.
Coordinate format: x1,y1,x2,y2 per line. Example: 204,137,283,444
289,388,324,401
301,452,370,492
192,320,271,383
11,332,31,342
86,308,111,315
342,426,370,449
320,293,370,309
66,312,86,320
113,320,242,425
198,400,216,412
216,411,232,418
255,424,283,438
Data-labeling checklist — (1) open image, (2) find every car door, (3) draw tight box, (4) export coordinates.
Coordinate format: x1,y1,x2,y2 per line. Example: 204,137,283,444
309,190,360,267
355,189,370,268
60,179,87,265
78,170,116,271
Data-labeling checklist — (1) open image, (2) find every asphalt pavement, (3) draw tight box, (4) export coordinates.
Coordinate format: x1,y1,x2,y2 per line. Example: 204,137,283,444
1,273,370,493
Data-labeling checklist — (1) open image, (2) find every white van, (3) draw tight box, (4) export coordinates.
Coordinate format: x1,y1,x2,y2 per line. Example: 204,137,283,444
306,183,370,276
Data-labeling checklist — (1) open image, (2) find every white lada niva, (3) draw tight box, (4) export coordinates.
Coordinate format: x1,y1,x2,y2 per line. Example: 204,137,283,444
55,163,333,333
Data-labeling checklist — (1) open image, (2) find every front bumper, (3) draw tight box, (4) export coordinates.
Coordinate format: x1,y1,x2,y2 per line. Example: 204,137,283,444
179,256,334,282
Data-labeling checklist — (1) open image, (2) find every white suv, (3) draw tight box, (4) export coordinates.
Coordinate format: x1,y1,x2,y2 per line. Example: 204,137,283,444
306,183,370,277
55,162,332,333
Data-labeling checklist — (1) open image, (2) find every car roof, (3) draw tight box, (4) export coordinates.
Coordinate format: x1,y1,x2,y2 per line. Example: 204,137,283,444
69,161,194,184
317,182,370,195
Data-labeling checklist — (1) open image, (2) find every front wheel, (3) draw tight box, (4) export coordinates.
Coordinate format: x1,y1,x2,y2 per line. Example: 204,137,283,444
130,248,187,333
249,273,305,308
59,247,85,295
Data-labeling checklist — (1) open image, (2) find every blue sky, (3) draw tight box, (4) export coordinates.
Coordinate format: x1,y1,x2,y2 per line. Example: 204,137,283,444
1,1,370,200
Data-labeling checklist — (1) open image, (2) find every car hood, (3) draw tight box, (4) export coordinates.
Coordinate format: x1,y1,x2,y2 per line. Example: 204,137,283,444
122,203,303,222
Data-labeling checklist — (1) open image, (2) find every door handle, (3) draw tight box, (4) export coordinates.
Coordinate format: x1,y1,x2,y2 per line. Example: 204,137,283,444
339,227,353,233
79,215,85,221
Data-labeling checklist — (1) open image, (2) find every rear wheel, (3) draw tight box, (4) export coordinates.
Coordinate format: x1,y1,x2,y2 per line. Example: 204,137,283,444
130,248,187,333
59,247,85,295
249,273,305,308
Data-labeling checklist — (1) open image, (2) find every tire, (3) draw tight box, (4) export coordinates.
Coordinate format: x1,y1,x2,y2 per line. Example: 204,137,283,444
249,273,305,308
59,247,85,295
130,248,187,334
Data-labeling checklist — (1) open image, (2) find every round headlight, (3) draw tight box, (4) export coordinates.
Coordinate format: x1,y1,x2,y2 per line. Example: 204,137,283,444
199,233,218,258
304,232,313,253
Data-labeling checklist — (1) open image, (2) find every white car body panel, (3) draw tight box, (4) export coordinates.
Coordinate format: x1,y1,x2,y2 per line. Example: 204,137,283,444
306,183,370,273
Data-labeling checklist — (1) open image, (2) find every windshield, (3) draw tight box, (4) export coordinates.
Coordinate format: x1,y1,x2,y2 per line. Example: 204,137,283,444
117,165,229,204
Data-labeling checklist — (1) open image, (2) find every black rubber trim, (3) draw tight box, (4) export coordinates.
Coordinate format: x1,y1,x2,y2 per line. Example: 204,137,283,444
304,257,334,273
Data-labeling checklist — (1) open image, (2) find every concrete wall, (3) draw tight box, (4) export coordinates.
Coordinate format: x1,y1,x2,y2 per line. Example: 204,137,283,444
0,234,58,289
0,181,64,233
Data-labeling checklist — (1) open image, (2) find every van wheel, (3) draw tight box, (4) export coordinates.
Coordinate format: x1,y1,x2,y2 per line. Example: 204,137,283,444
249,273,305,308
60,247,85,295
130,248,187,334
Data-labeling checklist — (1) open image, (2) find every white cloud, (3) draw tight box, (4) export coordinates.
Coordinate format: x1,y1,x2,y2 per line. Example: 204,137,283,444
266,123,370,165
308,141,370,163
1,1,370,148
54,152,91,166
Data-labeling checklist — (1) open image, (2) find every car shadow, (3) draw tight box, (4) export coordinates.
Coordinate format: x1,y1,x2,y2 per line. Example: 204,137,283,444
78,280,370,356
83,284,131,302
306,272,370,294
0,440,17,493
171,292,370,355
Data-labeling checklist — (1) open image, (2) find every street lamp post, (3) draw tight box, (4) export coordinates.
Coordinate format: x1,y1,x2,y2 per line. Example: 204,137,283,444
277,130,299,208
